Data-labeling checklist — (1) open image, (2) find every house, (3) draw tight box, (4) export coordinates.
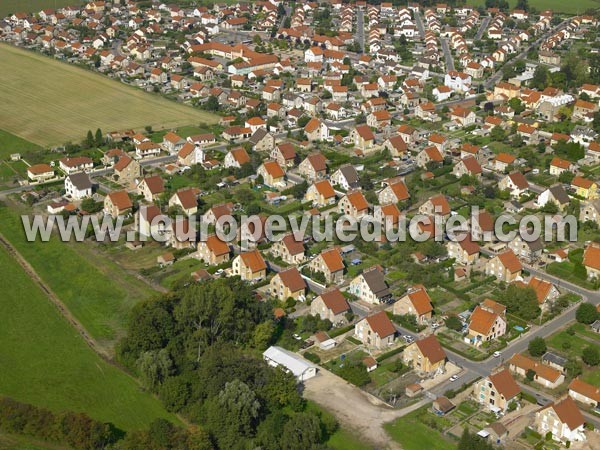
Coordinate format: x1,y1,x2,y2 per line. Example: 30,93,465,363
59,156,93,174
378,178,409,205
298,153,327,181
113,156,141,186
308,248,345,284
271,143,296,168
310,288,351,325
137,175,165,202
419,194,451,222
270,233,305,265
352,124,376,151
493,153,516,173
331,164,360,190
157,252,174,267
485,250,522,283
304,117,329,141
104,190,132,217
202,202,234,226
249,128,276,152
196,234,230,265
232,249,267,282
354,311,396,349
447,236,480,265
444,70,471,93
263,346,317,382
403,335,447,376
269,267,306,301
453,156,482,179
534,397,586,443
366,110,391,130
257,160,285,188
416,146,444,169
224,147,250,169
168,189,198,216
536,184,570,211
583,244,600,279
526,277,560,313
580,200,600,226
450,106,477,127
305,180,336,207
162,132,185,154
65,172,92,200
549,157,575,176
177,142,204,167
137,204,168,239
393,285,433,324
471,210,495,242
466,302,507,346
499,172,529,198
571,176,598,200
569,378,600,408
509,235,544,263
348,266,391,304
509,353,565,389
473,369,521,413
338,191,369,219
27,164,54,182
382,135,408,158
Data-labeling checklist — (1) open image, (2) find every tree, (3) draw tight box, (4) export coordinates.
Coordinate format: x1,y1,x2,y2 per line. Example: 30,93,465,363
445,316,463,332
490,126,505,142
136,349,173,389
206,379,261,448
94,128,104,146
498,285,540,320
458,428,495,450
528,337,547,357
280,413,322,450
531,65,549,90
204,95,219,111
582,346,600,366
526,368,536,381
576,302,598,324
252,321,274,350
85,130,94,148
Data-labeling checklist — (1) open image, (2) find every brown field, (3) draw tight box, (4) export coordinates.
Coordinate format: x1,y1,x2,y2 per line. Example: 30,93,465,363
0,44,218,146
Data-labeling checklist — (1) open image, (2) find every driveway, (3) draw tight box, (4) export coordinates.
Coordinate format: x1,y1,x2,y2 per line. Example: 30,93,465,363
304,368,425,449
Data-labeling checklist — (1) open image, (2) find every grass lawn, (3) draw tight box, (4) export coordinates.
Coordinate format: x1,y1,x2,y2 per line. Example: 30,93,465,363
0,202,156,350
547,330,590,356
465,0,600,14
0,1,80,18
326,429,373,450
546,262,595,290
384,407,457,450
0,431,72,450
0,129,43,161
0,44,218,146
582,369,600,387
0,244,177,431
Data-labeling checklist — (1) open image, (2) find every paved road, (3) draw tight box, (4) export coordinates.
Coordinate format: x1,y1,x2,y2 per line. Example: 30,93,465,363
413,10,425,39
355,8,365,52
440,37,454,71
475,16,491,41
484,19,570,89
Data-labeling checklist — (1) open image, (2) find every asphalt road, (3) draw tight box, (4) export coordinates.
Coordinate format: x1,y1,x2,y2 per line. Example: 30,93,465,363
440,37,455,71
475,16,491,41
413,11,425,39
355,8,365,52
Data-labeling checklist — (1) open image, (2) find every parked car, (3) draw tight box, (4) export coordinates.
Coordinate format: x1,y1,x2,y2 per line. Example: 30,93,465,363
493,351,502,358
449,375,459,382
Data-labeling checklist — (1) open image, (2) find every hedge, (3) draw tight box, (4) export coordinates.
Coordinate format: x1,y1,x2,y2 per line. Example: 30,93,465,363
376,346,405,363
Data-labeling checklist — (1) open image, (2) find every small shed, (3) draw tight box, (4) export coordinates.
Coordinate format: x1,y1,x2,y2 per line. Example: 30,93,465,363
363,356,378,372
432,396,455,415
405,383,423,397
157,252,175,267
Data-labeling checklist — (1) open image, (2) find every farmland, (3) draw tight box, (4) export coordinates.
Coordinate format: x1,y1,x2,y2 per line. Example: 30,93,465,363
0,244,177,431
0,201,157,351
0,44,218,146
0,1,81,19
466,0,600,14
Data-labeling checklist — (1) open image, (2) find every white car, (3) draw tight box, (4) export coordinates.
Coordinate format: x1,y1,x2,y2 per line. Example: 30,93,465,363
493,351,502,358
292,333,302,341
449,375,459,382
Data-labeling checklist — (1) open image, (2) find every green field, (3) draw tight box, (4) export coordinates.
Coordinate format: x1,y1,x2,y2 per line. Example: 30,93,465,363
384,411,456,450
0,202,157,351
0,129,43,161
0,244,176,431
466,0,600,14
0,44,218,146
0,1,81,19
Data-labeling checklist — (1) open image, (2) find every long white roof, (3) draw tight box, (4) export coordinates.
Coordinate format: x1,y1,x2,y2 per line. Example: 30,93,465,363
263,346,316,377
